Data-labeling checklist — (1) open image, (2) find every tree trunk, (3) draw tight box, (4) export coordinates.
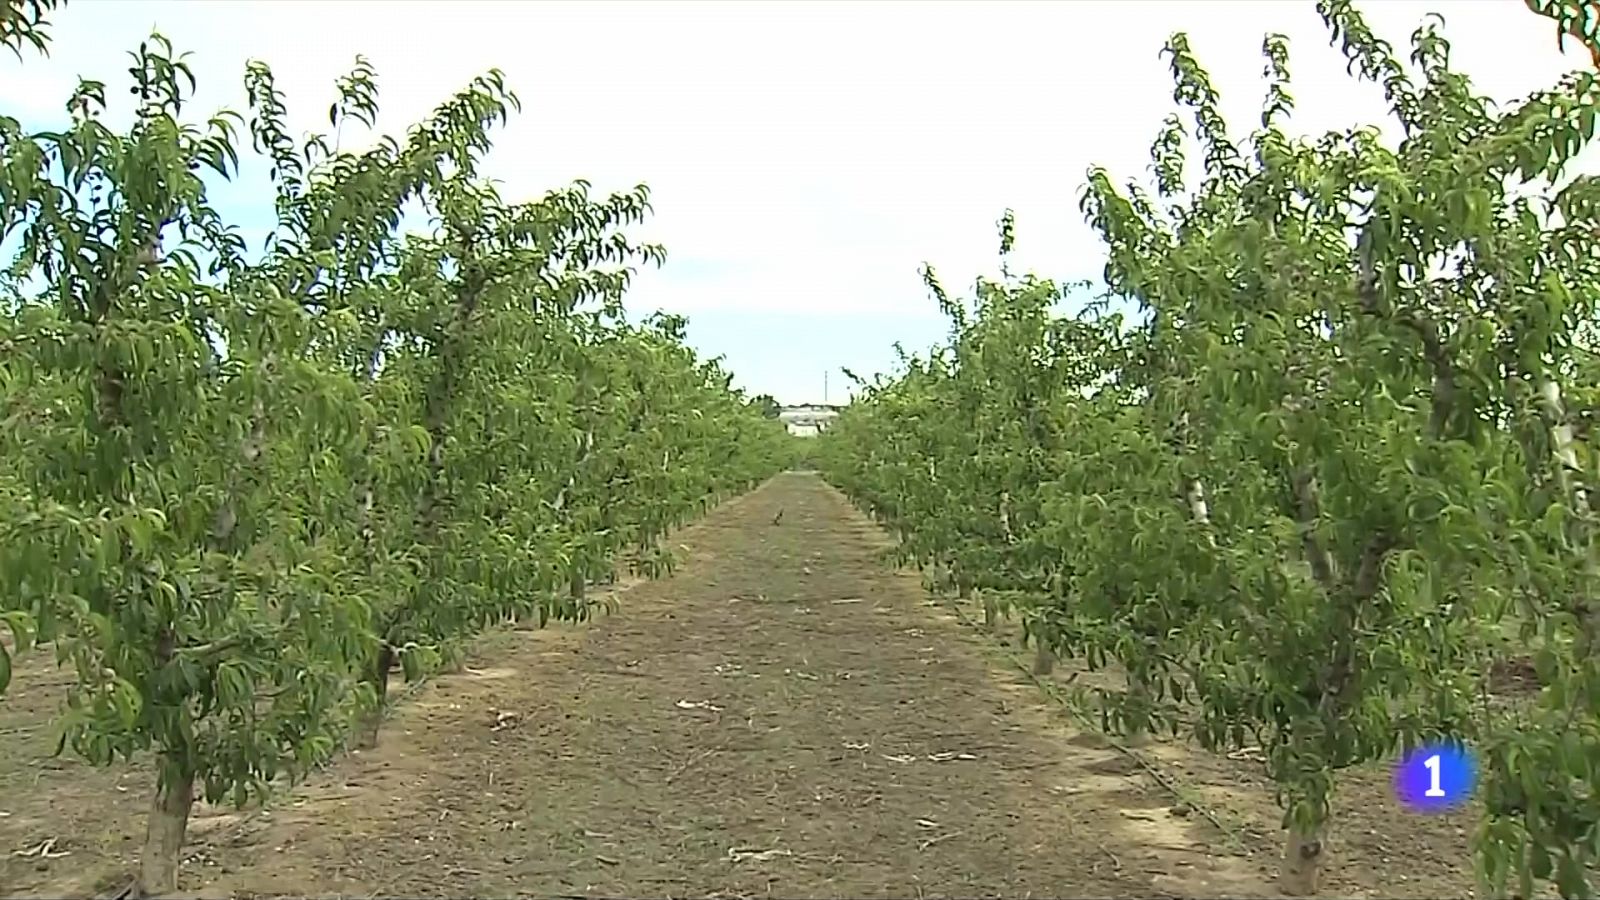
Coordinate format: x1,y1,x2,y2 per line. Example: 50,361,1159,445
355,644,394,750
570,567,585,610
1279,820,1327,895
1539,380,1585,508
136,758,195,897
1123,673,1152,746
1185,477,1210,522
1031,643,1056,675
440,643,465,675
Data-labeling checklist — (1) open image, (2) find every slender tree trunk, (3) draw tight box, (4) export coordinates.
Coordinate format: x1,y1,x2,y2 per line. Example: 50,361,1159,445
355,644,394,749
440,641,466,675
1279,820,1327,896
1185,478,1210,522
570,566,586,610
136,757,195,897
1031,642,1056,675
1537,380,1600,648
1123,673,1152,746
1539,380,1585,508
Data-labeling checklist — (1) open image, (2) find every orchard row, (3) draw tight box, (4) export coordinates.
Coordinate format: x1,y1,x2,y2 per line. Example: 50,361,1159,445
818,3,1600,897
0,3,792,895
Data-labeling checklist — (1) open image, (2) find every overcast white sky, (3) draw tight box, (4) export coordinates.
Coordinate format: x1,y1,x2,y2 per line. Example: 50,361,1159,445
1,0,1592,403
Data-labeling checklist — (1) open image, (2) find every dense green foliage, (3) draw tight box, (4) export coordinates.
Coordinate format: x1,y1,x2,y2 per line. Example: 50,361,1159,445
9,0,1600,897
0,5,789,894
819,3,1600,896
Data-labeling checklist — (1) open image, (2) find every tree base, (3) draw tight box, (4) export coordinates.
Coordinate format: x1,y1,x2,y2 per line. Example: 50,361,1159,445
1279,823,1326,896
1031,644,1056,675
135,764,195,898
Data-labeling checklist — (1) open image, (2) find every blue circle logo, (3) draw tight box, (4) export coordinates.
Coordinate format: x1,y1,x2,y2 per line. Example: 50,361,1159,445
1393,741,1477,812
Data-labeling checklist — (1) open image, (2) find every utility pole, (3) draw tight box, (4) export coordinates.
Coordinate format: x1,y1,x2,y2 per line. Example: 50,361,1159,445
823,370,829,406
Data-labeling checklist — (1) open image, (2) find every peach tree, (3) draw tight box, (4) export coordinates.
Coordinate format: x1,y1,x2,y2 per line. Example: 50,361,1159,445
1079,4,1600,892
0,33,382,895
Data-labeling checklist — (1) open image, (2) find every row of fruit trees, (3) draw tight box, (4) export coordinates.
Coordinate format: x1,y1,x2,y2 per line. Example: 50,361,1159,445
818,1,1600,896
0,2,792,895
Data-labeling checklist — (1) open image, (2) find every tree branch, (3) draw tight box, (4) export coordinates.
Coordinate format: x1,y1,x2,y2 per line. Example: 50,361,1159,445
1354,226,1457,440
1291,468,1337,590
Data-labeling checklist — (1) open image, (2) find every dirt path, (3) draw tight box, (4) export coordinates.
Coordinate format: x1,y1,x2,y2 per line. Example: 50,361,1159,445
127,472,1260,899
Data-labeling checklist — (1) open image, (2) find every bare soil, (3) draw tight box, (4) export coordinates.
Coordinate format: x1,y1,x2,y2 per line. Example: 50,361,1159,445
0,472,1478,899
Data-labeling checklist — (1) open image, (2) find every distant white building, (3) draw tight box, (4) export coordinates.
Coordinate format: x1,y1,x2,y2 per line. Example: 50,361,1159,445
778,405,840,438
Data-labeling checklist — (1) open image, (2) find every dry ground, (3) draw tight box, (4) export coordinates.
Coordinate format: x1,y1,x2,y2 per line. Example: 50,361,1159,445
0,472,1478,898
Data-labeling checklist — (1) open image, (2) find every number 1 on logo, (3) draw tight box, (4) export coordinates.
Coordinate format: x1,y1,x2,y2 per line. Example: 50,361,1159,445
1394,742,1475,812
1424,753,1446,797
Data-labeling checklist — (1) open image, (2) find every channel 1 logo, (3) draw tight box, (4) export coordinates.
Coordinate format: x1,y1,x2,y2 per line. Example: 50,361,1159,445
1393,740,1477,813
